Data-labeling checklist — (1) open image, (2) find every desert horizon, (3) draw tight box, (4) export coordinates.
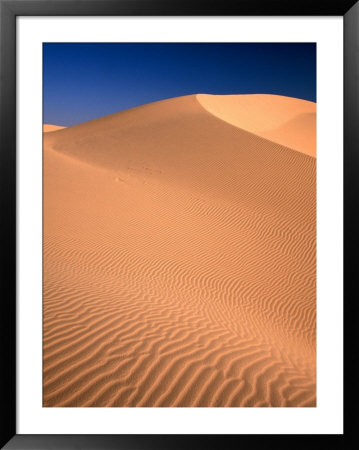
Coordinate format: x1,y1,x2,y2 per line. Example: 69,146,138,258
43,92,316,407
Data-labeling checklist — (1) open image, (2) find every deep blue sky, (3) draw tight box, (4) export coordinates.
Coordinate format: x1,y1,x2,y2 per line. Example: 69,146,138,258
43,43,316,126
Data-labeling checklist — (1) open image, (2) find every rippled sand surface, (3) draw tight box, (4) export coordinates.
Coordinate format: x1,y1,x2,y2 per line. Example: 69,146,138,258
43,94,316,407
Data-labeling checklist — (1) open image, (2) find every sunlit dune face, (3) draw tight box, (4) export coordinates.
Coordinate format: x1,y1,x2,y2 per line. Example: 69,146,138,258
43,94,316,407
43,124,66,133
197,94,316,157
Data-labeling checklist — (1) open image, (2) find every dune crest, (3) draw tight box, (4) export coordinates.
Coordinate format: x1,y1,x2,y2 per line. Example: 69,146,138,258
197,94,316,156
43,94,316,407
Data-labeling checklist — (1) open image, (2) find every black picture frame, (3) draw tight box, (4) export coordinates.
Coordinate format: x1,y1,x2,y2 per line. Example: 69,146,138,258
1,1,357,448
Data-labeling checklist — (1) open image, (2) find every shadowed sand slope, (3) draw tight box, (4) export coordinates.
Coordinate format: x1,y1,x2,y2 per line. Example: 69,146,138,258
43,94,316,407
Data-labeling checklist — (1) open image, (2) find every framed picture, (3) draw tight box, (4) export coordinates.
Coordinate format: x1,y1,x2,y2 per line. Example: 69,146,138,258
1,0,357,448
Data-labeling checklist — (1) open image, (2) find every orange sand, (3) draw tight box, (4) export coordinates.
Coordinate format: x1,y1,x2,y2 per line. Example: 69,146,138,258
43,94,316,407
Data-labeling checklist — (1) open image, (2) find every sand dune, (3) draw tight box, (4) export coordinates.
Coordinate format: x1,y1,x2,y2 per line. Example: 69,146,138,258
43,124,66,133
43,94,316,407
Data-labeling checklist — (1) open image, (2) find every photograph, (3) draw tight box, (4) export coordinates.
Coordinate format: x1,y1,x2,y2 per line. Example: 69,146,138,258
2,0,356,447
42,42,317,408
